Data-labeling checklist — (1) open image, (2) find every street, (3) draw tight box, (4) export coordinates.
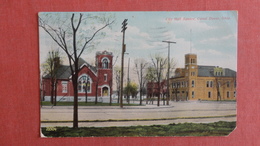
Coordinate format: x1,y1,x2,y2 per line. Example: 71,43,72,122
41,100,236,127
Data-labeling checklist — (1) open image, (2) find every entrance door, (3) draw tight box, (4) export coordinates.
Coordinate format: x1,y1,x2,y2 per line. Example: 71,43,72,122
102,87,109,96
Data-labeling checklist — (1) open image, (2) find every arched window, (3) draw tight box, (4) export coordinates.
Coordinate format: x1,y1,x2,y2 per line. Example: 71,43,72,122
102,58,109,69
78,75,92,93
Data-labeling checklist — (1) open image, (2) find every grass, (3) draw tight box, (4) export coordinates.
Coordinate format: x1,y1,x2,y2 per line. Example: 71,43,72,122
41,121,236,137
41,101,141,106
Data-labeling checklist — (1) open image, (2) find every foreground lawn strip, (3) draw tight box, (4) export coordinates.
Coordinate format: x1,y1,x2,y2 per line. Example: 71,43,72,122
41,121,236,137
41,114,236,123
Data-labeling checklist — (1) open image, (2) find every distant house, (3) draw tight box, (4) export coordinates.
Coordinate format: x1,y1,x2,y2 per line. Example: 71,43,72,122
146,80,167,99
170,53,236,101
41,50,113,101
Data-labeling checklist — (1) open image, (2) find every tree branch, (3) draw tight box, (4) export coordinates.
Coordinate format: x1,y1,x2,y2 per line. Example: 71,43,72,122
78,20,115,58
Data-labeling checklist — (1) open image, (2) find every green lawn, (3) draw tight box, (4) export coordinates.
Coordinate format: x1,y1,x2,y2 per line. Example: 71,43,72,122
40,101,141,106
41,121,236,137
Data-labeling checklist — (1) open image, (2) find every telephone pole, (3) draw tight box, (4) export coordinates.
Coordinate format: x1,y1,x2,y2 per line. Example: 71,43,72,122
162,40,176,105
120,19,128,108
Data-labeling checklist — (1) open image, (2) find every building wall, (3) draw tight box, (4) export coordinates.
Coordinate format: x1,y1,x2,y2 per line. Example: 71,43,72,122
42,51,113,99
96,51,113,97
169,53,236,101
169,76,236,101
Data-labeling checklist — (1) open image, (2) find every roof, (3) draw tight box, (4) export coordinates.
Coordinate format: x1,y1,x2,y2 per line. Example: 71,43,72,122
78,58,97,73
198,66,215,77
43,58,97,79
198,65,236,77
43,65,71,79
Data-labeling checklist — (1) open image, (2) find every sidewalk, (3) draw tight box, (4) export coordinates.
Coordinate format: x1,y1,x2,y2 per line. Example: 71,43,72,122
41,101,236,127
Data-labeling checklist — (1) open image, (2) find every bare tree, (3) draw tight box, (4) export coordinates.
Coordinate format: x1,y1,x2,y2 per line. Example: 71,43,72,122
134,58,148,105
150,55,168,106
39,13,114,128
83,74,90,103
215,76,236,101
108,79,113,105
114,66,121,103
145,67,155,104
41,50,62,106
95,78,99,104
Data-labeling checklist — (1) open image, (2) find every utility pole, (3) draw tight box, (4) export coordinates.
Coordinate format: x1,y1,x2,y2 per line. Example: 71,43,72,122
120,19,128,108
162,41,176,105
127,57,130,104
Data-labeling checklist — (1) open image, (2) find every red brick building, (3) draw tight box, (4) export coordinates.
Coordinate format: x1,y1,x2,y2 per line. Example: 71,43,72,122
146,80,167,99
41,50,113,101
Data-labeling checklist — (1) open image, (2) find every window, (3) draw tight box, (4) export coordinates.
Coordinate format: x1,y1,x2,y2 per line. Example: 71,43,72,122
192,91,195,98
207,81,213,87
78,75,91,93
191,72,196,76
102,58,109,69
191,80,195,87
62,81,68,93
104,74,107,82
227,81,230,88
227,91,230,98
234,91,236,97
191,59,196,64
208,91,211,98
176,82,180,88
234,80,236,88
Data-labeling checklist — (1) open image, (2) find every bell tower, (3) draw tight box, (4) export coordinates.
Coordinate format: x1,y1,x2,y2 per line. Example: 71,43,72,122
185,53,198,100
95,50,113,96
185,53,198,77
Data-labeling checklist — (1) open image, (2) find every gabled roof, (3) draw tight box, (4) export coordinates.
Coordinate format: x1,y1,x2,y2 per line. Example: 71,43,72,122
43,65,71,79
43,58,97,79
78,58,97,73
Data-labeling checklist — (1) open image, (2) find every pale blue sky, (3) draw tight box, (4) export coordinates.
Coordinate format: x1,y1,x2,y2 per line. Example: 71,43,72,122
39,11,237,71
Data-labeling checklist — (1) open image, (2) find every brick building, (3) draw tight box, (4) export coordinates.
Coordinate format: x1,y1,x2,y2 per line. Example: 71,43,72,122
41,50,113,101
146,80,167,100
170,53,236,101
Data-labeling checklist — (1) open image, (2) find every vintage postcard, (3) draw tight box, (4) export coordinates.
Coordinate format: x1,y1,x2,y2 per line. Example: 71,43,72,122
39,11,237,137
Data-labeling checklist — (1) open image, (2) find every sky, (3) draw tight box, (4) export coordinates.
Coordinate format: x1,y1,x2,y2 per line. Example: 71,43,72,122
39,11,237,74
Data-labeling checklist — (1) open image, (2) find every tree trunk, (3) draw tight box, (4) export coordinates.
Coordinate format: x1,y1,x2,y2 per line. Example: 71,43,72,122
85,87,88,103
72,76,78,128
95,82,98,104
139,87,142,105
53,80,57,106
109,81,112,105
117,90,120,103
157,83,160,106
50,80,54,104
109,92,112,106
